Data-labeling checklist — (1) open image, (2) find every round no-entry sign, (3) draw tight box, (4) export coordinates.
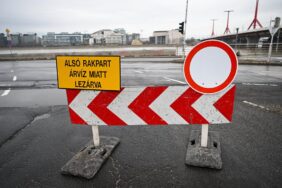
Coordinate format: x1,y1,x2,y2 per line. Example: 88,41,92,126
183,40,238,94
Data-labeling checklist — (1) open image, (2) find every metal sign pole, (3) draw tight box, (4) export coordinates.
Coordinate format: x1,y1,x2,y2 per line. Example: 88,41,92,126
201,124,208,147
275,29,280,53
268,17,280,63
182,0,188,59
268,35,274,63
183,40,238,169
235,28,239,53
268,28,279,63
92,125,100,147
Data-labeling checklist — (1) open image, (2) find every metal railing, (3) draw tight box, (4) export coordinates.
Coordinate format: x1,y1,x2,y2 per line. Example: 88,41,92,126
176,43,282,63
229,43,282,56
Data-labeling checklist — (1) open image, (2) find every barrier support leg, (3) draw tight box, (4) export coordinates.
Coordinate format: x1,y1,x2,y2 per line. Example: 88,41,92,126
92,125,100,147
201,124,208,147
185,124,222,169
61,126,120,179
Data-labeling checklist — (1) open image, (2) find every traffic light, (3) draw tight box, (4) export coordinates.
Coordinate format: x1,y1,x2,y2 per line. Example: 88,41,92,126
179,22,184,34
274,17,281,28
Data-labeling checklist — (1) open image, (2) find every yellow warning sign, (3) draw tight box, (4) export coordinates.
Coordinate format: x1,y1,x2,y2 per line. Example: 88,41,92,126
56,56,121,91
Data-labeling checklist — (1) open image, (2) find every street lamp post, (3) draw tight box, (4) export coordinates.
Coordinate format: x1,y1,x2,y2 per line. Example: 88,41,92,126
211,19,217,36
5,28,12,54
235,28,239,55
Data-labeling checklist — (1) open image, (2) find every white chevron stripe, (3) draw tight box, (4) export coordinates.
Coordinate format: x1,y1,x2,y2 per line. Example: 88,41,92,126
150,86,188,124
108,87,146,125
69,90,106,125
191,85,233,124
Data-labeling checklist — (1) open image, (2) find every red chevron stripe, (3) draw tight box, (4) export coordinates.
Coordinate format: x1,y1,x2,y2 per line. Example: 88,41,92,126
170,88,209,124
214,85,236,122
66,86,236,126
68,108,87,125
66,89,81,104
88,88,127,126
128,86,168,125
66,90,87,125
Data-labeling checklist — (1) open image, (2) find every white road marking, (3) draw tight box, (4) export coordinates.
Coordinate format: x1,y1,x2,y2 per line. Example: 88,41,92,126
242,83,278,87
134,70,143,74
243,101,269,110
1,88,11,96
163,77,186,84
1,74,17,96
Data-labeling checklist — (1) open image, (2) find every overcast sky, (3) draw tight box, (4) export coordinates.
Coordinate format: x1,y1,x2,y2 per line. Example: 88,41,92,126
0,0,281,38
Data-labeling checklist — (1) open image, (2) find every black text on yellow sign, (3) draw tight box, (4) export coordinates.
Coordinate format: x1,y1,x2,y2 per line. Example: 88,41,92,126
56,56,121,91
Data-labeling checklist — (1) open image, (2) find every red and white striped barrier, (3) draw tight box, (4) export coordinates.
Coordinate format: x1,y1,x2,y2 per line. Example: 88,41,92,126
66,85,236,126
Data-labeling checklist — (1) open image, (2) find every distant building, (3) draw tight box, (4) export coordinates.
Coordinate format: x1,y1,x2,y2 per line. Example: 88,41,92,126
22,33,41,46
89,29,141,45
89,29,112,45
0,32,40,47
0,33,7,47
153,31,168,44
106,33,126,44
149,36,155,44
42,32,55,46
167,30,183,44
10,33,22,46
126,33,140,45
150,30,183,45
89,29,127,45
114,28,126,35
83,34,91,45
42,32,84,46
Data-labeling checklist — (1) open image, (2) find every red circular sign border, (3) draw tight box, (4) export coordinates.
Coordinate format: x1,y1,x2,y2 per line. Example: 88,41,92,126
183,40,238,94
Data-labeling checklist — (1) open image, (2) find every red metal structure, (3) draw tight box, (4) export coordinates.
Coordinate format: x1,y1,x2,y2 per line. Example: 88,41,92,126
211,19,217,36
248,0,263,30
224,10,233,34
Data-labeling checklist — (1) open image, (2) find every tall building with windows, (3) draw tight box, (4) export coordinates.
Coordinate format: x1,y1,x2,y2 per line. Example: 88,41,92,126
0,33,6,47
22,33,41,46
0,33,40,47
42,32,84,46
10,33,22,46
89,29,127,45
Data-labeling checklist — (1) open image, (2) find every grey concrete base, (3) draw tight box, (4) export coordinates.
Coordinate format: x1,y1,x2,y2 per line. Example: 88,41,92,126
61,136,120,179
185,130,222,169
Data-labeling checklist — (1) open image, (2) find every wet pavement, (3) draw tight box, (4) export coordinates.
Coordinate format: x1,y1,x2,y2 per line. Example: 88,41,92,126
0,58,281,187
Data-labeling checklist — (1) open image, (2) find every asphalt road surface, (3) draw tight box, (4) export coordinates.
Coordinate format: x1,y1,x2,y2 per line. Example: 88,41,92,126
0,58,281,188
